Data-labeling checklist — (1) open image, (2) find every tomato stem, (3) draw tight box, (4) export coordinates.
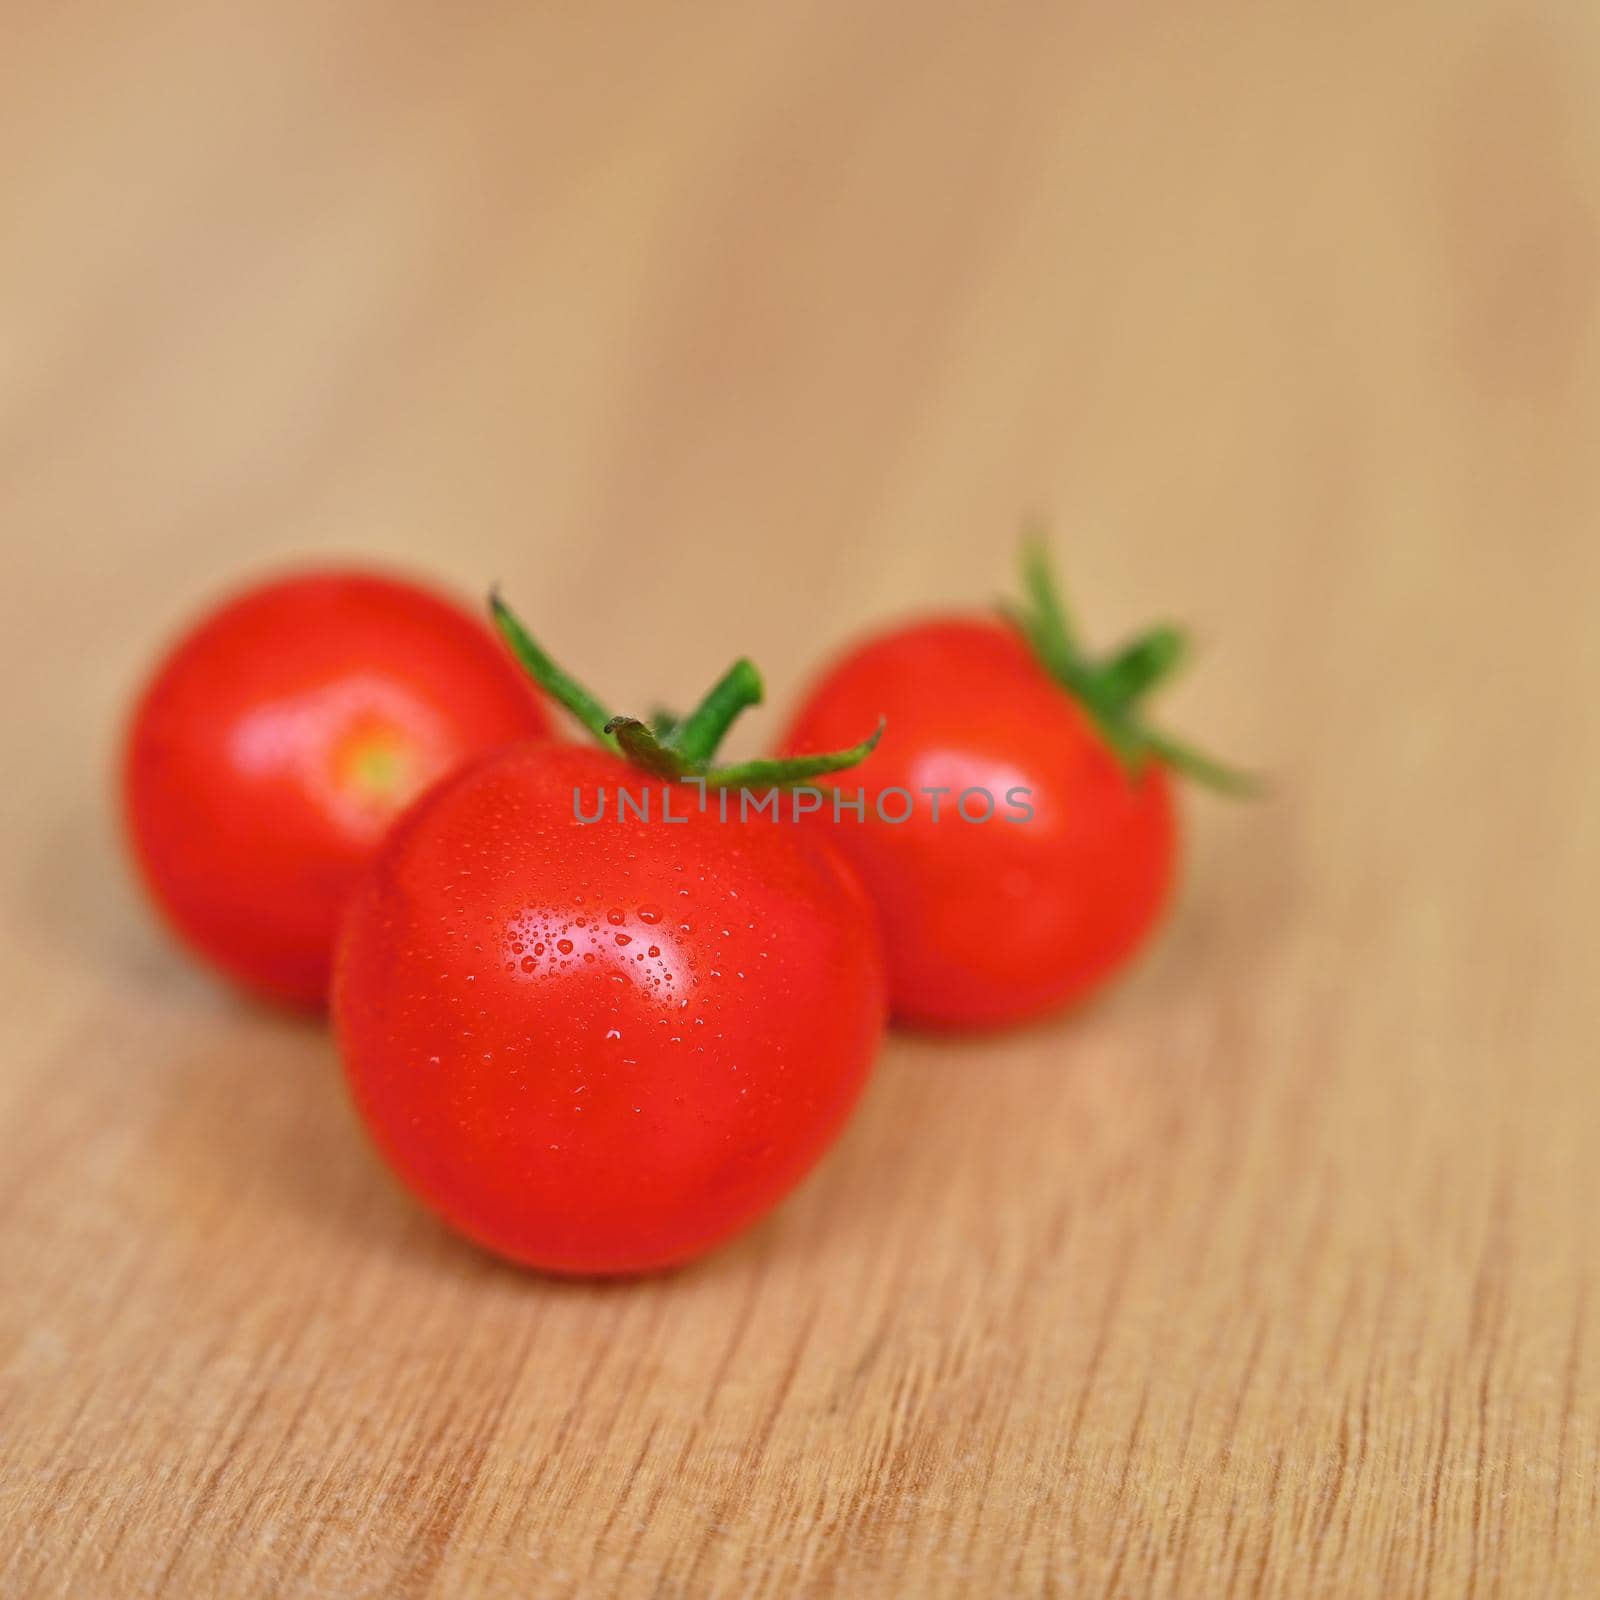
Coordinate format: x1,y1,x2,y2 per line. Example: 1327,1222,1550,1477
491,592,884,788
704,719,886,789
604,717,686,778
1097,625,1188,707
671,658,764,766
1006,536,1258,795
1138,725,1258,795
1019,526,1081,663
490,589,620,753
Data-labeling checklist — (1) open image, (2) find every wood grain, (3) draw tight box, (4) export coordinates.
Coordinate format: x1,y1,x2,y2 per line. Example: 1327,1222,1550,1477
3,2,1598,1594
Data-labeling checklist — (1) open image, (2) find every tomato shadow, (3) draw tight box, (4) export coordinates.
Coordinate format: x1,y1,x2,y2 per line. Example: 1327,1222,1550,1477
48,775,888,1303
26,767,1316,1480
145,996,829,1304
34,778,1297,1309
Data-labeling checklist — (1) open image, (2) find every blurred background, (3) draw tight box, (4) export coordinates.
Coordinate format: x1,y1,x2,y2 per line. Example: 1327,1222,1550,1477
6,2,1597,759
4,4,1599,1595
20,2,1595,741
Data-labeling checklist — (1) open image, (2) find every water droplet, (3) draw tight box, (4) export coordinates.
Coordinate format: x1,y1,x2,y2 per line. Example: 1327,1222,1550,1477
638,905,662,924
614,933,631,946
607,908,625,925
557,938,574,955
521,957,536,973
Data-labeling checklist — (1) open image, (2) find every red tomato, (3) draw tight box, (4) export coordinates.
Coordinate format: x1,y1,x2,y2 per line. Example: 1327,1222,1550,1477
123,570,551,1007
778,550,1247,1030
333,743,886,1275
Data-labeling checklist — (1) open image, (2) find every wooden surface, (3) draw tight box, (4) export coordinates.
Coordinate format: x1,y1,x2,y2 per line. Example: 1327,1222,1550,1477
3,3,1598,1595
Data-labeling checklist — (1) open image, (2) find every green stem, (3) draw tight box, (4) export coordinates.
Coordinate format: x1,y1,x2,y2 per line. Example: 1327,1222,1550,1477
1136,726,1260,796
604,718,687,779
1004,535,1257,797
489,591,885,790
1096,625,1188,708
1019,526,1079,666
671,658,764,766
490,590,619,750
704,719,885,789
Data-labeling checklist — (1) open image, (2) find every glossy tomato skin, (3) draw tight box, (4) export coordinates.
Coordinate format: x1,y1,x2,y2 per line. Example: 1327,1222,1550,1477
333,743,886,1275
124,570,551,1008
780,618,1176,1030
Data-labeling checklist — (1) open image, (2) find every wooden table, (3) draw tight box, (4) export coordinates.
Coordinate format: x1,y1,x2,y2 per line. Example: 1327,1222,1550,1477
4,4,1597,1594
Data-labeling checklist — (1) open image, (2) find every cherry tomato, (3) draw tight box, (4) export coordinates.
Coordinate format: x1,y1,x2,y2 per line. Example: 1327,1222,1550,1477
334,743,886,1274
333,597,888,1274
778,544,1248,1030
123,570,551,1008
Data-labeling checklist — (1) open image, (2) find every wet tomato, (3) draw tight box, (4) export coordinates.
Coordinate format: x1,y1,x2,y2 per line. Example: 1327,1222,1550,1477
333,598,887,1274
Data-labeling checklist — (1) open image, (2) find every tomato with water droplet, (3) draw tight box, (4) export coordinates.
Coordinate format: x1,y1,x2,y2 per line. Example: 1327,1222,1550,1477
334,744,886,1274
333,596,888,1274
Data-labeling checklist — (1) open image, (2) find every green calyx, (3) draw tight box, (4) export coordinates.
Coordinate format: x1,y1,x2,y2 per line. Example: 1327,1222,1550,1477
490,590,883,788
1005,533,1257,795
